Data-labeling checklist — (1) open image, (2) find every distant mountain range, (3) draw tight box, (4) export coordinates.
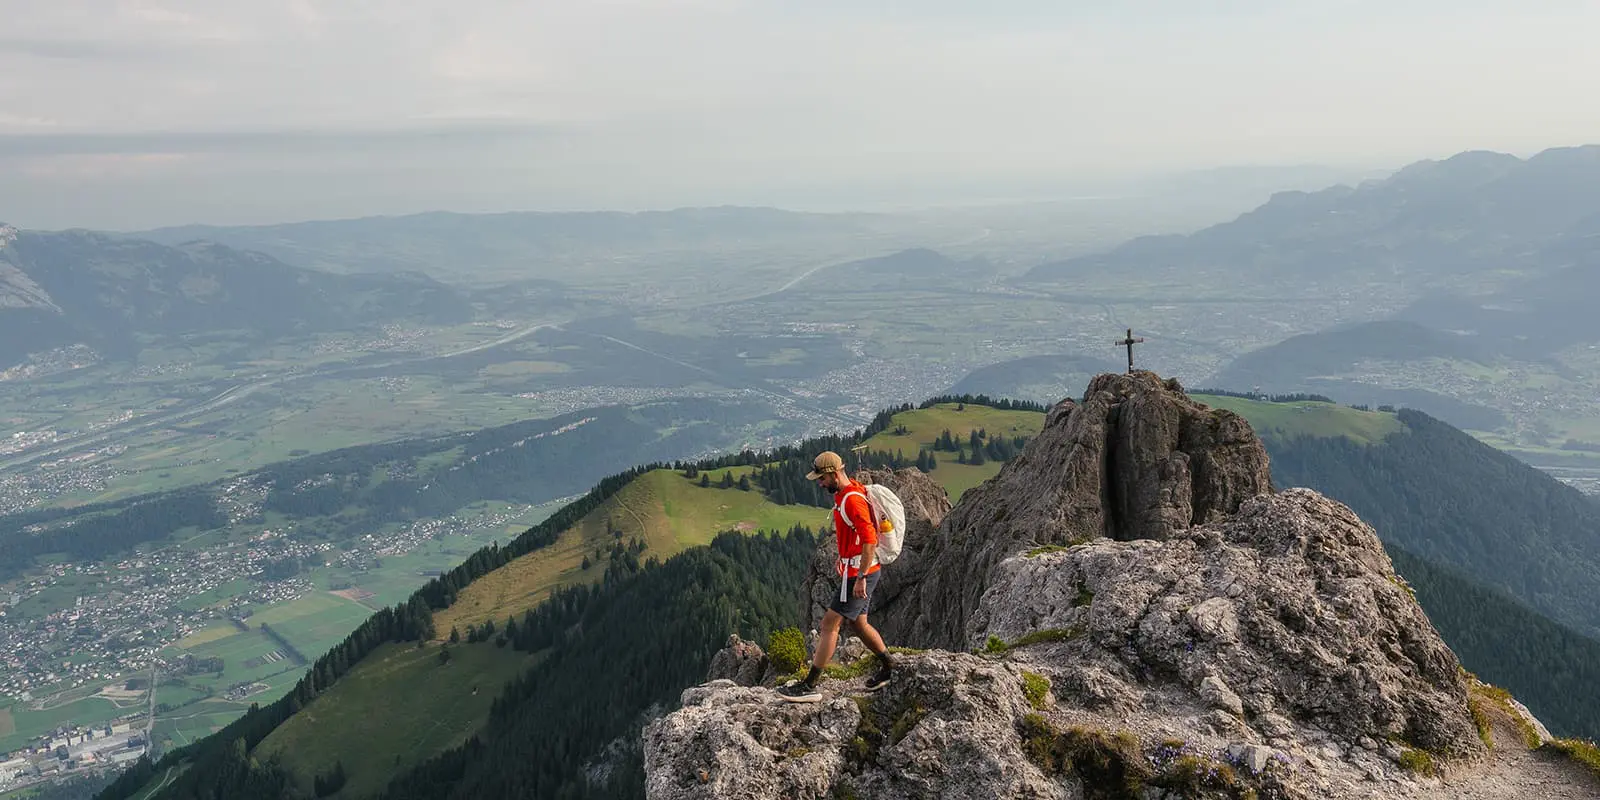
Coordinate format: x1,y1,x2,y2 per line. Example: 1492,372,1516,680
1017,145,1600,439
0,225,472,368
1395,236,1600,357
129,206,886,282
1025,145,1600,287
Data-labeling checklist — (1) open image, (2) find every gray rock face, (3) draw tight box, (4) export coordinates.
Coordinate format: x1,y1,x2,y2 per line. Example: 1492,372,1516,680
644,656,1072,800
971,490,1482,757
642,373,1517,800
705,634,770,686
643,680,860,799
901,371,1273,650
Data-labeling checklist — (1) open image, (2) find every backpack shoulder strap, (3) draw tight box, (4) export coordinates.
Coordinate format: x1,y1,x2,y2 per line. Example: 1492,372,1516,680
835,490,867,531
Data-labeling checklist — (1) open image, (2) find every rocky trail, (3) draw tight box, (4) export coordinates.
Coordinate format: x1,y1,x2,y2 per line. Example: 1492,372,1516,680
1426,706,1600,799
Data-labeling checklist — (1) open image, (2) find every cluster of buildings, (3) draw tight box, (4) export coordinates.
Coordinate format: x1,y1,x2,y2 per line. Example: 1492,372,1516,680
308,324,434,356
333,504,537,570
0,344,101,383
0,534,330,704
0,436,131,515
0,720,148,792
806,357,969,423
0,462,116,516
0,430,59,457
2,494,543,718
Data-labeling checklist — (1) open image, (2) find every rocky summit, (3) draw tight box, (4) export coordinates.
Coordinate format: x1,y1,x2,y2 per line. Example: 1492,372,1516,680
643,373,1596,799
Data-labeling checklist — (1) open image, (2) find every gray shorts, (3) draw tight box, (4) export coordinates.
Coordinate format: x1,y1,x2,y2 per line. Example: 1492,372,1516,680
828,570,881,620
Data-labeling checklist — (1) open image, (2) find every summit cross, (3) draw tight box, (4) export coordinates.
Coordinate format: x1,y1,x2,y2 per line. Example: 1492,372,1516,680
1115,328,1145,373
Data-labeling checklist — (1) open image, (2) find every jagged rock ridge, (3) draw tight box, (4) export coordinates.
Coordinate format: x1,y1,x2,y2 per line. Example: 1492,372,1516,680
900,372,1273,650
641,373,1594,799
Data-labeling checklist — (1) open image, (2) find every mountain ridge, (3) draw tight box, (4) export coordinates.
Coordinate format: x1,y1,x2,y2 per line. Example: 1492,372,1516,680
1024,144,1600,285
126,206,887,281
0,226,473,367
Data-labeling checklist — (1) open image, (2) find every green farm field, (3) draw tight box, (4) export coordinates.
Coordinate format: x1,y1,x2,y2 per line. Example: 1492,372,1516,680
0,696,135,754
245,592,375,659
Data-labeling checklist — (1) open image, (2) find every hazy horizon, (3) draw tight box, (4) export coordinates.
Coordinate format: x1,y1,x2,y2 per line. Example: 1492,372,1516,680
4,1,1599,229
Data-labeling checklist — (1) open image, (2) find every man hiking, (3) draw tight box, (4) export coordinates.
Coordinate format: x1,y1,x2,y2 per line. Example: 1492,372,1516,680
778,451,893,702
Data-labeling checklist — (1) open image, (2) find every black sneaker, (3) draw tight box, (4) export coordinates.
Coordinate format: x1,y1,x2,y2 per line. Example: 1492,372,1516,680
777,681,822,703
865,665,892,692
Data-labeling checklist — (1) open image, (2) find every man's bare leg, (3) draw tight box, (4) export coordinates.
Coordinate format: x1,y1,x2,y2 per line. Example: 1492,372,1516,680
853,613,894,689
813,610,844,670
850,614,888,657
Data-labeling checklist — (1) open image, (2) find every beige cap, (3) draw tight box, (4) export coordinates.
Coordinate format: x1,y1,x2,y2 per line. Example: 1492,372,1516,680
806,451,845,480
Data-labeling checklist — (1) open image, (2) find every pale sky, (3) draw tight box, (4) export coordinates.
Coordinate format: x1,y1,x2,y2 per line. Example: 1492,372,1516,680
2,1,1598,229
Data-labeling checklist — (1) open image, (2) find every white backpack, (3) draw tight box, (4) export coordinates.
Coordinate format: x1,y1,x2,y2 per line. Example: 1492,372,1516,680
836,483,908,566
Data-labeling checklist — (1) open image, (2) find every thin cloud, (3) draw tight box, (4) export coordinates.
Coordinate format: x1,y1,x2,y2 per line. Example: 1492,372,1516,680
0,36,176,62
0,121,570,157
2,1,1600,229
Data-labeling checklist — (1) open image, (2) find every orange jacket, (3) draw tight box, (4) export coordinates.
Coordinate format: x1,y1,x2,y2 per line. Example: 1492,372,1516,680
832,480,880,578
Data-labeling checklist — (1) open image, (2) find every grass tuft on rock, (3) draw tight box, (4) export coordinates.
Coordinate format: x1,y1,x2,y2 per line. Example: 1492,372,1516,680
767,627,807,675
1017,716,1152,799
1467,694,1495,750
890,703,928,745
849,689,931,764
1544,738,1600,780
1154,754,1242,794
1468,678,1541,749
824,653,879,680
1019,720,1264,799
1011,627,1083,648
1021,671,1051,710
1397,747,1437,776
980,627,1084,655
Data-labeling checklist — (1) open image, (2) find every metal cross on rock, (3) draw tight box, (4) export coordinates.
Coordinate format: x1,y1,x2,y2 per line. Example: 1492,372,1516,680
1115,328,1145,373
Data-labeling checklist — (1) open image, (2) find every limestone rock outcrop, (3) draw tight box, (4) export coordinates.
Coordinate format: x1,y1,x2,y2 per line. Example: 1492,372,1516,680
641,373,1566,800
904,372,1271,650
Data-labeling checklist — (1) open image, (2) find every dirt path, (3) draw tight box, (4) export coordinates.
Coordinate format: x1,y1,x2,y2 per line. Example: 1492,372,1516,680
1426,710,1600,798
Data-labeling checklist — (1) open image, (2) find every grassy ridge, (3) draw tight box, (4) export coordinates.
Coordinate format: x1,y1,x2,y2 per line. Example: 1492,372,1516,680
1192,394,1402,445
861,403,1046,501
438,403,1055,635
256,642,533,799
433,469,820,635
435,403,1054,635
